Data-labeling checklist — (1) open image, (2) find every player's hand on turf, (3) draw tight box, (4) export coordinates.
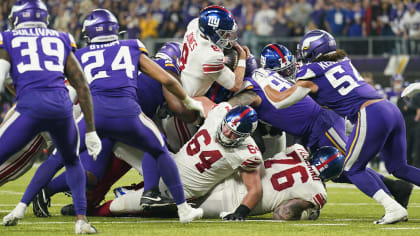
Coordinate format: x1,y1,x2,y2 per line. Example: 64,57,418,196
401,82,420,98
221,212,245,221
85,131,102,160
182,96,206,118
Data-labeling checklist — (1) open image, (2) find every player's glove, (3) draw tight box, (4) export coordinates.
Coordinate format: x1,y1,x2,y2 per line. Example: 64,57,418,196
401,82,420,98
182,96,205,118
85,131,102,160
221,204,250,221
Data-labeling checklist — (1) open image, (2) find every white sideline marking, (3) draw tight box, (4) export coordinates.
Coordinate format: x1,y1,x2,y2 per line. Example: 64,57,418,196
18,220,349,225
0,190,22,195
291,224,348,226
0,204,66,207
381,227,420,230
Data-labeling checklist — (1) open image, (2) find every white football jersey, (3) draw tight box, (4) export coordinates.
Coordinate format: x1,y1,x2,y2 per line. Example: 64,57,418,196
160,102,262,199
180,18,235,96
200,144,327,218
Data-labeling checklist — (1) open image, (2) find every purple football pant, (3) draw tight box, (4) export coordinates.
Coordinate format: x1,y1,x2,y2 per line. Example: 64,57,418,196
343,100,420,197
0,110,87,215
88,112,185,205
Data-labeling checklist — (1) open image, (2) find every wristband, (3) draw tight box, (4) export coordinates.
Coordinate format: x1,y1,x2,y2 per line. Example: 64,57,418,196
237,59,246,68
234,204,251,218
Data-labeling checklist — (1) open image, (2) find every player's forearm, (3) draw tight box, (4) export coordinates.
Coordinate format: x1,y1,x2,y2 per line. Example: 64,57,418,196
230,64,245,92
228,90,259,107
240,186,262,210
65,53,96,132
76,85,96,132
163,87,197,123
265,86,310,109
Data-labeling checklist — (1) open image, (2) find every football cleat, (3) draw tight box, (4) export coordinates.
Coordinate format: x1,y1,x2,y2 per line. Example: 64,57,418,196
61,204,76,216
2,203,27,226
75,219,97,234
140,187,175,208
32,188,51,217
178,204,203,223
374,205,407,225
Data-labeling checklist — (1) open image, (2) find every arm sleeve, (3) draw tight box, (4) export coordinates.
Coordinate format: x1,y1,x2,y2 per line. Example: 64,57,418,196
204,66,235,90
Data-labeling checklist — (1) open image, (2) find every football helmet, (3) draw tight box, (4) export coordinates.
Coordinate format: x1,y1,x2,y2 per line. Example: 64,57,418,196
261,44,297,82
8,0,49,29
155,42,182,70
82,9,119,43
216,105,258,147
199,6,238,49
310,146,345,181
297,29,336,64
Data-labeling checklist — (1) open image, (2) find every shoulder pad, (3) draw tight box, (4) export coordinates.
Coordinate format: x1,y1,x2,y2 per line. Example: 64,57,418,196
67,33,77,50
0,33,3,48
296,64,317,81
136,39,149,55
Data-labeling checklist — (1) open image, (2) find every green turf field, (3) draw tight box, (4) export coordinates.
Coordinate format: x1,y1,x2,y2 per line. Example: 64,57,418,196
0,167,419,235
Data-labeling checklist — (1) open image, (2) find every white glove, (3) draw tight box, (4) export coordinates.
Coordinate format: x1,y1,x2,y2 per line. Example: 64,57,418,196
85,131,102,160
182,96,205,118
401,82,420,98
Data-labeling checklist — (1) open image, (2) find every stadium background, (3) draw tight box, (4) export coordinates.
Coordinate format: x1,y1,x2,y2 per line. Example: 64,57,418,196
1,0,420,165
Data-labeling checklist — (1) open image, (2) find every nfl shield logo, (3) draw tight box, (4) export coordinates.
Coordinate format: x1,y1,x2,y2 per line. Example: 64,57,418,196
96,26,103,32
23,12,31,18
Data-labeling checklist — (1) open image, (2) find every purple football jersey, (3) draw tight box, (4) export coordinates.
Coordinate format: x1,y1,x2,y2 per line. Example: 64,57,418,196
0,28,76,118
75,39,147,99
296,58,382,123
246,69,321,137
137,58,180,117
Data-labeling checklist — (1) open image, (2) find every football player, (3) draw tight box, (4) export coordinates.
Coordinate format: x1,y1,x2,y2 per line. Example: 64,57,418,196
258,29,420,224
28,41,207,218
93,144,339,221
180,6,249,97
0,0,101,233
74,103,263,221
228,43,347,154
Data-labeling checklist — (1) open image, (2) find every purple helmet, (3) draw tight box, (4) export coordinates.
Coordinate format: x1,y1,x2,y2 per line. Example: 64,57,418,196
199,6,238,49
245,54,258,78
155,42,182,68
8,0,49,29
261,43,296,82
297,29,336,64
82,9,119,43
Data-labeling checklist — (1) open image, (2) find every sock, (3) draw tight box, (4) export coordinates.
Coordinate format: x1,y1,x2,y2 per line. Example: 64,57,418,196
21,155,64,205
372,189,400,211
142,153,160,191
155,151,185,205
65,158,87,216
46,172,70,196
177,202,190,213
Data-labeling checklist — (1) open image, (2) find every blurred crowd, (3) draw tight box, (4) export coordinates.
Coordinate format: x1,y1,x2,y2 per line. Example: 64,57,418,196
1,0,420,50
